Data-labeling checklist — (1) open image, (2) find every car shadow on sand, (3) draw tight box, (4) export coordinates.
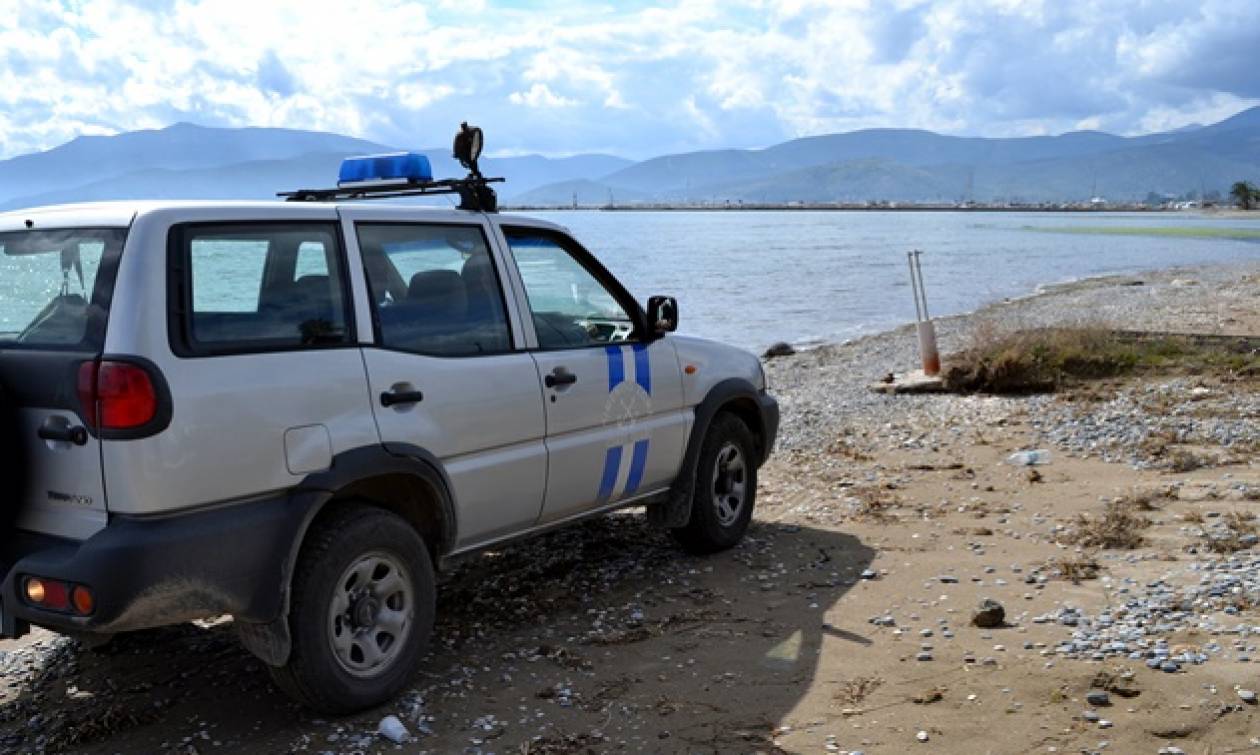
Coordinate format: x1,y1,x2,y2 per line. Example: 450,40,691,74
0,513,874,753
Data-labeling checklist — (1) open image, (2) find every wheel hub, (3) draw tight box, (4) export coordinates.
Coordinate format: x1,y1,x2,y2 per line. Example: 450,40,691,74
351,593,379,629
710,442,747,527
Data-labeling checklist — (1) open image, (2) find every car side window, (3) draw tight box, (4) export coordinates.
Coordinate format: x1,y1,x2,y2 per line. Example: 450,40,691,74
503,230,635,348
357,223,511,357
174,223,351,355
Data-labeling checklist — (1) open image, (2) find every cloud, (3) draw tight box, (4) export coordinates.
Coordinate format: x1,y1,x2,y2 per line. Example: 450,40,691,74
0,0,1257,159
508,83,577,108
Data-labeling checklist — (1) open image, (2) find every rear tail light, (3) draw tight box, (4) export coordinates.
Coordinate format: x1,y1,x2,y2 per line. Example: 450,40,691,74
23,577,95,615
78,360,160,430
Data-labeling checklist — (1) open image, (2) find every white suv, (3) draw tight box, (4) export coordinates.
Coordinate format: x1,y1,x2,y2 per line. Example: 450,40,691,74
0,134,778,712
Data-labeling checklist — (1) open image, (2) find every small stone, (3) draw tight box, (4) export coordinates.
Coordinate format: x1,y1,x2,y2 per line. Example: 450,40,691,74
860,569,878,580
1238,689,1257,704
916,730,929,742
972,598,1005,628
916,652,933,661
1085,690,1110,706
1082,710,1099,722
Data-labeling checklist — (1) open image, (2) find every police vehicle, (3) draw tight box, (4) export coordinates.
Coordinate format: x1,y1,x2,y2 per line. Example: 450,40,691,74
0,124,779,712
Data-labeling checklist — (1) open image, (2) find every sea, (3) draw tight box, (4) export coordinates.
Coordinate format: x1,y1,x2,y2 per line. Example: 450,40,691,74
532,210,1260,351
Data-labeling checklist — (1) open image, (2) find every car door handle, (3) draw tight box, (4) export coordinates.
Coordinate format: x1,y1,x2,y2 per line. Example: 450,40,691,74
544,370,578,388
38,420,88,446
380,389,424,407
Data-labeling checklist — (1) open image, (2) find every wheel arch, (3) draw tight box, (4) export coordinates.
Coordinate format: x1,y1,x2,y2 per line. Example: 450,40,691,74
238,443,456,667
685,378,768,472
293,443,457,570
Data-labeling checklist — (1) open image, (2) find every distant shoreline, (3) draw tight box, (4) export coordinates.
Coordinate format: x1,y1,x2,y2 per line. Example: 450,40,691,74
504,203,1248,213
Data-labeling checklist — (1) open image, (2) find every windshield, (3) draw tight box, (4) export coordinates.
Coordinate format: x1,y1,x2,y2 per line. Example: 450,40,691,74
0,228,125,349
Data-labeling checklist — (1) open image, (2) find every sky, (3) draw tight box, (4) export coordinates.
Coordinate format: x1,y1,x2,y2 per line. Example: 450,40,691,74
1,0,1258,160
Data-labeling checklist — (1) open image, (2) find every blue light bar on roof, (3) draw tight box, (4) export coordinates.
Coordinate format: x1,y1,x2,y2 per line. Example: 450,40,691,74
338,152,433,185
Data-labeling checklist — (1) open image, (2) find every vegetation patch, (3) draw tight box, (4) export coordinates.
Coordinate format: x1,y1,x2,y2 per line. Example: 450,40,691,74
1201,511,1258,554
943,326,1260,393
835,675,883,705
1064,500,1151,550
1046,556,1102,583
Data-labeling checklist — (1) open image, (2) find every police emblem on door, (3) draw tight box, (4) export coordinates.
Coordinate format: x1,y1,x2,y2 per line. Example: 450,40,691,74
597,344,652,504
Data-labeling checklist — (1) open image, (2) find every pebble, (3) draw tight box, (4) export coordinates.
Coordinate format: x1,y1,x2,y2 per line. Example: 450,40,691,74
1239,689,1257,703
916,730,929,742
971,598,1006,628
1085,690,1110,706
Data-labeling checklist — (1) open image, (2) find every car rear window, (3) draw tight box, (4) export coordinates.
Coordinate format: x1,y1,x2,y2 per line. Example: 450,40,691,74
0,228,125,350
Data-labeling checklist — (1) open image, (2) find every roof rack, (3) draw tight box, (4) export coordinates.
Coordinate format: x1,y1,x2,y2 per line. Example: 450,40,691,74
278,123,503,212
278,175,503,211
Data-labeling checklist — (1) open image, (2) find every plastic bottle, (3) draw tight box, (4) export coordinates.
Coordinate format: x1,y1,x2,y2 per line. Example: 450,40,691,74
1007,449,1050,466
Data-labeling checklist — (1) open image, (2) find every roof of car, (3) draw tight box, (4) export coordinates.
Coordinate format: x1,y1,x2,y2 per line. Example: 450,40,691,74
0,200,563,234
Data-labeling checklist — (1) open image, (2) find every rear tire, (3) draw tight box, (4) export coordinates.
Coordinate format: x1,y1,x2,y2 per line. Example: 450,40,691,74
270,505,435,714
671,413,758,554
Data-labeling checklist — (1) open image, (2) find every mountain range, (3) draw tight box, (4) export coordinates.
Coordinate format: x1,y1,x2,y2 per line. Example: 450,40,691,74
1,108,1258,211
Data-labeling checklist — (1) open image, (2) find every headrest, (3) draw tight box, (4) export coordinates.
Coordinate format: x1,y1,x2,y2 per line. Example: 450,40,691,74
293,275,329,295
408,270,467,315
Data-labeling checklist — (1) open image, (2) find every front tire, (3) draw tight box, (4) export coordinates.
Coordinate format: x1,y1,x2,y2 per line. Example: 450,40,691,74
672,413,758,554
270,505,435,714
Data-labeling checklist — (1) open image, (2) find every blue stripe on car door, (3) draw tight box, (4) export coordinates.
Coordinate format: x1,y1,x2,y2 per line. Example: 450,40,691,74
632,343,651,395
623,439,650,495
605,345,624,392
596,445,622,503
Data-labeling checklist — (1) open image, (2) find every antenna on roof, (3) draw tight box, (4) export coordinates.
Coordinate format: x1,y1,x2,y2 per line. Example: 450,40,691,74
278,122,502,212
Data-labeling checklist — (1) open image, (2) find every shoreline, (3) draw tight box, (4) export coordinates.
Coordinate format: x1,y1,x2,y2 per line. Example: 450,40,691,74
769,258,1260,357
764,258,1260,455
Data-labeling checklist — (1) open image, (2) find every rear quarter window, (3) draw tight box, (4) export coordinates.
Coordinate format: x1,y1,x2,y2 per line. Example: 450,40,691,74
0,228,126,350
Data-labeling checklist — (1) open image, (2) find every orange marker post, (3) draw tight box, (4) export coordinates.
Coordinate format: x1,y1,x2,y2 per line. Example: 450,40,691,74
907,250,940,376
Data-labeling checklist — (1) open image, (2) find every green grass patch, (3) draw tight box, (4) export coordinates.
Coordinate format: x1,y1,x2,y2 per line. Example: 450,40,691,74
943,327,1260,393
1023,225,1260,241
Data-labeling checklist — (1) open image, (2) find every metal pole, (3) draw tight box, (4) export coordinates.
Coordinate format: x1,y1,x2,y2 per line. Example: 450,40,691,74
913,250,931,320
907,251,923,322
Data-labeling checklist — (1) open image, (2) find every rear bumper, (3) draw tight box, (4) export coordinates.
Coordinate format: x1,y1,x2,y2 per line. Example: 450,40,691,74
0,489,321,638
756,390,780,465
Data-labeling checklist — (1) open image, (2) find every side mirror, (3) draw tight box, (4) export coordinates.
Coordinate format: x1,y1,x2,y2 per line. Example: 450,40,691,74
646,295,678,336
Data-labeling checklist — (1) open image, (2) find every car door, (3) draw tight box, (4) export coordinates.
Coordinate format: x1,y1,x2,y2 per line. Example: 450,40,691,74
496,224,688,524
344,212,548,550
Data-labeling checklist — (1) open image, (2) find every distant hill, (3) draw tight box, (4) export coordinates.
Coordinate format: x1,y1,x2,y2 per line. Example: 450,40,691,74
518,106,1260,205
3,108,1259,209
0,124,633,210
0,123,393,206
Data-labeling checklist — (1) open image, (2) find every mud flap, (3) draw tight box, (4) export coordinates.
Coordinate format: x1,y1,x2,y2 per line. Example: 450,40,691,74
0,599,28,639
237,616,292,667
647,478,693,529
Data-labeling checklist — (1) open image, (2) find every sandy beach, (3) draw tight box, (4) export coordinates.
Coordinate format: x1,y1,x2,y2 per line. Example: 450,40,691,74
0,261,1257,754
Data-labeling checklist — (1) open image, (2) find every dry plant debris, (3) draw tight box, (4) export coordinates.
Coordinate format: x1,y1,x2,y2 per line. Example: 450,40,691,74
1065,500,1152,550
